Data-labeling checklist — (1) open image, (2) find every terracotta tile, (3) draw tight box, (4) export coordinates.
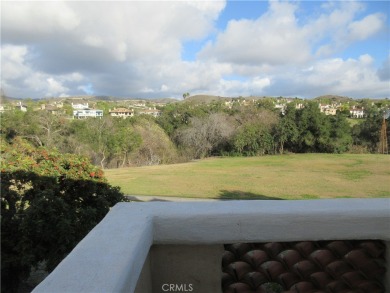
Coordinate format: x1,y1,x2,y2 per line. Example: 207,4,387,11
242,250,270,270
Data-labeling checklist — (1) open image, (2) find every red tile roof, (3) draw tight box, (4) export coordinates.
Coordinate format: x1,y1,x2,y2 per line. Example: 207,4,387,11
222,240,386,293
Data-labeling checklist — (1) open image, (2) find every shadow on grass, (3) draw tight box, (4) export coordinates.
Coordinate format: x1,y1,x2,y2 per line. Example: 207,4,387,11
126,195,172,202
219,190,283,200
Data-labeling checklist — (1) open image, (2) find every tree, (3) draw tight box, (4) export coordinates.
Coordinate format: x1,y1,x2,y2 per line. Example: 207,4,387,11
275,104,298,154
352,113,389,153
1,138,127,292
232,123,275,156
328,113,353,153
182,92,190,100
128,117,178,166
71,117,116,168
36,111,66,148
175,113,235,159
108,119,142,167
294,101,332,152
0,110,42,146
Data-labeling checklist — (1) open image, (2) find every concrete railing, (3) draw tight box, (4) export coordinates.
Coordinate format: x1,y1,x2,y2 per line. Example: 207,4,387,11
33,199,390,293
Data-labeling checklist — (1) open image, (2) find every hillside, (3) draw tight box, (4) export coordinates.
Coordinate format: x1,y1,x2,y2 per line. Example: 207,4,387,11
314,95,354,103
183,94,229,103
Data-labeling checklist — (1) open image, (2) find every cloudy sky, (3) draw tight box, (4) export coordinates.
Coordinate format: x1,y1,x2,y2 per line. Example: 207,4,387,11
1,0,389,99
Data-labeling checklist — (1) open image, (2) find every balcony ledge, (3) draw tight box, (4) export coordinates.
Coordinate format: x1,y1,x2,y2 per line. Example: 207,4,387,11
33,198,390,293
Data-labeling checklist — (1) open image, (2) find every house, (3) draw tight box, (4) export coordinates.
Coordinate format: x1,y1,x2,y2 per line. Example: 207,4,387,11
52,101,64,108
73,109,103,119
274,103,286,114
324,108,337,115
15,102,27,112
224,100,233,109
349,107,365,118
133,101,146,108
319,104,337,115
0,104,12,113
42,104,65,115
137,107,161,117
109,108,134,118
71,102,89,110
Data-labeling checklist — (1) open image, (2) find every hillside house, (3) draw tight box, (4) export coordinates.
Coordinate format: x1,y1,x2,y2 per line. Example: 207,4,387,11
109,108,134,118
349,107,365,118
73,109,103,119
324,108,337,115
137,107,161,117
71,102,89,110
274,103,286,114
15,102,27,112
40,104,65,115
224,100,233,109
0,104,12,113
133,101,146,108
319,104,337,115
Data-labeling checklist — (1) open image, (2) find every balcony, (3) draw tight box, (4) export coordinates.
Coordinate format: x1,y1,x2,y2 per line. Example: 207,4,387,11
33,199,389,293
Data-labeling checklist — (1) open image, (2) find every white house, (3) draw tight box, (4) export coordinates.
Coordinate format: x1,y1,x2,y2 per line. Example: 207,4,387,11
138,107,161,117
349,107,365,118
73,109,103,119
109,108,134,118
274,103,286,114
71,103,89,110
15,102,27,112
319,104,337,115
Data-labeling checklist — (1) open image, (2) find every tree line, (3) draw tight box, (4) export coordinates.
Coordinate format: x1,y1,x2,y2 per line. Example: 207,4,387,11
1,99,388,169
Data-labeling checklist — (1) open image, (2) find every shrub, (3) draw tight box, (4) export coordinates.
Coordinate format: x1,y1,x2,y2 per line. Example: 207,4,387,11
1,138,127,292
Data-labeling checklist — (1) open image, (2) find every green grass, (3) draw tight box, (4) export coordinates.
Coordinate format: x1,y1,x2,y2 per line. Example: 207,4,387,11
104,154,390,199
346,118,364,127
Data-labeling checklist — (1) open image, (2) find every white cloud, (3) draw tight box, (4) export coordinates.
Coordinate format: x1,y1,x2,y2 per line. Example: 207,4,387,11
2,1,80,43
1,45,30,79
0,0,388,99
46,77,69,97
347,13,386,41
217,76,271,97
1,44,86,98
83,35,104,48
266,55,389,98
199,1,311,66
377,55,390,81
310,2,385,56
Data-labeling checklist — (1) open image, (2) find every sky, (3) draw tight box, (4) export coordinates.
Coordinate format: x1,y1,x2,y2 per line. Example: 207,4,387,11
1,0,389,100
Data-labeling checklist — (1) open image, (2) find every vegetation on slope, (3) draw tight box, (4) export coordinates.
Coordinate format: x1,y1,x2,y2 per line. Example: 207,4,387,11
1,98,389,169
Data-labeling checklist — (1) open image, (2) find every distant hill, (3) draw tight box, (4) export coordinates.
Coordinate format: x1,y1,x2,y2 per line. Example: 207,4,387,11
314,95,353,102
184,94,230,103
150,98,179,104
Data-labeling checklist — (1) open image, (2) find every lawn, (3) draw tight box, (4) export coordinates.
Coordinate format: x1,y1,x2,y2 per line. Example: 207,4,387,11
104,154,390,200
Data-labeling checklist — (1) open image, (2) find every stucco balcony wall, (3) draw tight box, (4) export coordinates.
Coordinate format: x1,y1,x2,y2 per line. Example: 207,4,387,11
33,199,390,293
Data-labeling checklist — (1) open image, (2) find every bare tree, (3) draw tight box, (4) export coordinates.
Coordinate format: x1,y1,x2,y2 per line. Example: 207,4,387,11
175,113,235,159
37,112,64,148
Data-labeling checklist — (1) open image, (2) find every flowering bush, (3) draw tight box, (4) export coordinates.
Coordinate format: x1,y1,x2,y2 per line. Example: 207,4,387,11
1,138,127,292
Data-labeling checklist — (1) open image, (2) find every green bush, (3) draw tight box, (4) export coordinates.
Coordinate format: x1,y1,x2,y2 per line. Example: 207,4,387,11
1,138,127,292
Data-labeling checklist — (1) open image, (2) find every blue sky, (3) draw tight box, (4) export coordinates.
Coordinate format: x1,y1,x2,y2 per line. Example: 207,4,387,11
1,0,389,99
